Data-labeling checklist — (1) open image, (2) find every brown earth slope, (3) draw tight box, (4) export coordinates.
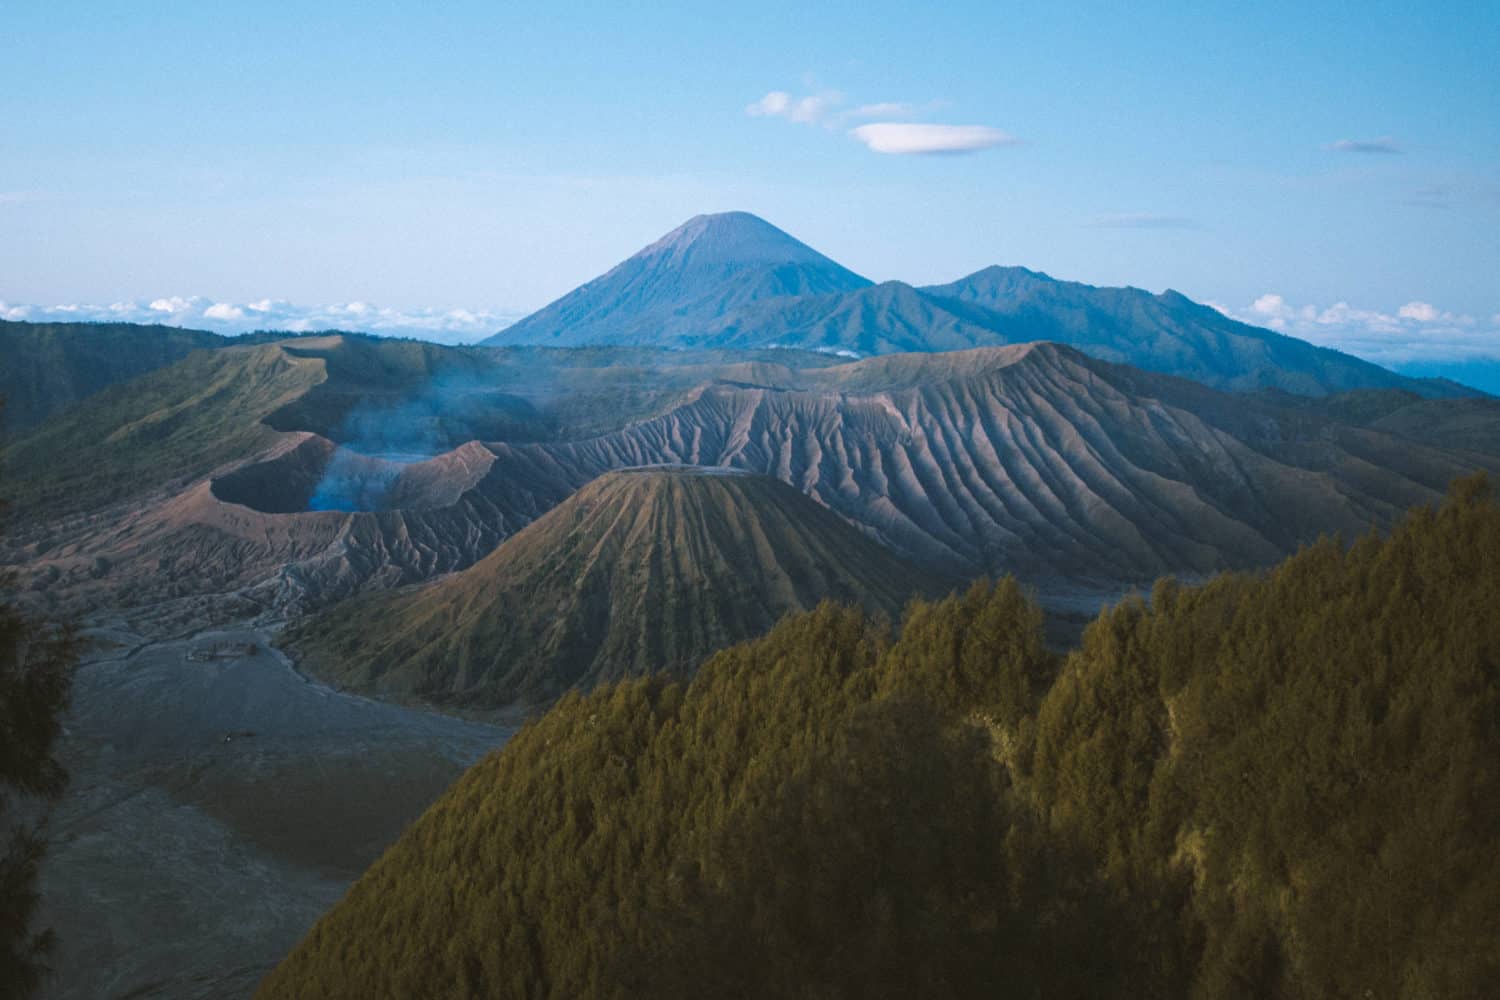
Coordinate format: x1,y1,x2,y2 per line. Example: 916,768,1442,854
287,467,945,706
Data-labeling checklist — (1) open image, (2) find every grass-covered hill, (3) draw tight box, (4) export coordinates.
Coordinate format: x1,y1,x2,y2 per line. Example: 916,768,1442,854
0,340,327,520
285,466,947,707
0,320,229,435
258,475,1500,999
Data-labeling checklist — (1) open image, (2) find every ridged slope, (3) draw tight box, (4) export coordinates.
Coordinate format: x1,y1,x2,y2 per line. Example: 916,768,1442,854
286,467,940,706
470,343,1499,581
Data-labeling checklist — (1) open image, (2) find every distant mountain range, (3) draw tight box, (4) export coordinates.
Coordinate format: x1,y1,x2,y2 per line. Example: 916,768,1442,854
481,212,1472,399
1391,357,1500,397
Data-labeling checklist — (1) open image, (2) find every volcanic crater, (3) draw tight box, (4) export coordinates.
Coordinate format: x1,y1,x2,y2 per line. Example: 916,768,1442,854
209,436,497,514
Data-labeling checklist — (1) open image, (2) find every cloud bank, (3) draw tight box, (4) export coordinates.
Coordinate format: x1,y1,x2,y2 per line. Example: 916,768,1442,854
0,296,523,344
1211,293,1500,364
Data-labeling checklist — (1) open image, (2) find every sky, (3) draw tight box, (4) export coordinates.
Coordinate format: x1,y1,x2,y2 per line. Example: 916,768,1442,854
2,0,1497,362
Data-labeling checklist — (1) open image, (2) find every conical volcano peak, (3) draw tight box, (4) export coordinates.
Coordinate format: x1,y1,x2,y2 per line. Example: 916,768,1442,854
637,211,839,267
483,211,871,348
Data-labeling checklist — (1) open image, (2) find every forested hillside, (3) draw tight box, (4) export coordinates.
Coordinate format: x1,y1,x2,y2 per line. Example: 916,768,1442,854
258,474,1500,999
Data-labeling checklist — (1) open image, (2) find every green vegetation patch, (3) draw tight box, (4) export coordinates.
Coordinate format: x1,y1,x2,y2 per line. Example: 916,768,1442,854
1,343,325,519
261,476,1500,998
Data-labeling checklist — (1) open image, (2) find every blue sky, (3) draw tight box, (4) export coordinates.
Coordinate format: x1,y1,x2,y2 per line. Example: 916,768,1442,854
2,1,1497,361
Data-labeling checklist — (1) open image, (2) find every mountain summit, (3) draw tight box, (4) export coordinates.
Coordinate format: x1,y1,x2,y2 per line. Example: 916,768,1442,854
483,212,870,348
638,211,851,267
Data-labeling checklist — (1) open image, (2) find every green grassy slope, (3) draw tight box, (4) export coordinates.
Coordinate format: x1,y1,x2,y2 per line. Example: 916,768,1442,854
1,342,325,519
0,320,227,433
286,467,948,706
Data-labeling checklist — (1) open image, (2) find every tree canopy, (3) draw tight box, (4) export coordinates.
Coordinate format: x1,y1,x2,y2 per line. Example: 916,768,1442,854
259,475,1500,999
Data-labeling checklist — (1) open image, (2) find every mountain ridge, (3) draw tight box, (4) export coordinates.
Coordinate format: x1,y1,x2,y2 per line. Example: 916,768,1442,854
482,213,1472,400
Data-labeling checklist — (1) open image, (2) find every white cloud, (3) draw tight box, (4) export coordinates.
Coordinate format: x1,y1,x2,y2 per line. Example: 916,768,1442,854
1249,293,1285,315
847,101,918,119
746,91,791,117
746,89,843,125
0,297,526,344
849,122,1018,155
204,302,246,321
1220,293,1499,363
1249,293,1291,326
1398,301,1439,322
1387,301,1470,326
746,86,959,136
149,296,195,313
792,92,843,123
1327,136,1402,154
